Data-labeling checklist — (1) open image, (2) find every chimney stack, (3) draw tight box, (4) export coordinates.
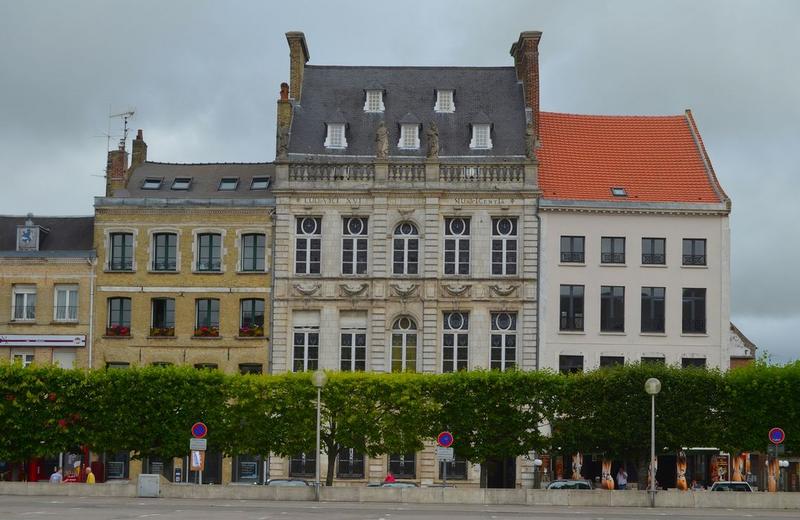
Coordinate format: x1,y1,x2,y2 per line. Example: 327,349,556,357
131,129,147,169
105,142,129,197
510,31,543,143
286,31,309,102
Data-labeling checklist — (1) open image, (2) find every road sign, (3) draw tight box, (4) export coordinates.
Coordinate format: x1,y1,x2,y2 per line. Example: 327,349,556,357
437,431,454,448
191,422,208,438
189,438,207,451
769,427,786,445
190,450,205,471
436,447,454,461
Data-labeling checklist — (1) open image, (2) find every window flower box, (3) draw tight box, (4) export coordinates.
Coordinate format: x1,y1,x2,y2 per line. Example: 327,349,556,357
105,325,130,337
239,325,264,337
193,326,219,337
149,327,175,337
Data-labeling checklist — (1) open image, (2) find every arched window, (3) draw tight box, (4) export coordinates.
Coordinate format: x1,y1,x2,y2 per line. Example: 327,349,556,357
391,317,417,372
392,222,419,275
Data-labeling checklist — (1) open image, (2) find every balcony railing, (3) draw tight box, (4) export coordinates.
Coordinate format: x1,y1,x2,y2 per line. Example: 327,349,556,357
289,163,374,182
683,254,706,266
560,252,585,263
389,164,425,182
559,315,584,331
152,260,177,271
682,319,706,334
54,305,78,321
601,253,625,264
13,305,36,321
109,259,133,271
642,254,666,265
196,260,221,272
439,164,524,183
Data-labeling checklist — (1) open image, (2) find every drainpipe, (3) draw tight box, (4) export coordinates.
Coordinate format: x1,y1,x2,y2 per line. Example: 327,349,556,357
88,257,96,370
268,207,277,374
535,205,542,370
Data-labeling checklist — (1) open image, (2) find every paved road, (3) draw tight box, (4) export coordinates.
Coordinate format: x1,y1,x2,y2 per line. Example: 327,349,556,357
0,496,797,520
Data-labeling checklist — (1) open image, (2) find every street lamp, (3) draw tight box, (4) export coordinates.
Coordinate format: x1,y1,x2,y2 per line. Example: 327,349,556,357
312,370,327,502
644,377,661,508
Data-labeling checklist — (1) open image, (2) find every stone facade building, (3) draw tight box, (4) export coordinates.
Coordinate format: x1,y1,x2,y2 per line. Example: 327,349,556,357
268,31,542,487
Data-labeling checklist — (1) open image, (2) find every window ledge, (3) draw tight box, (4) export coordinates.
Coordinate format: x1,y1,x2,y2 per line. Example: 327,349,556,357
105,269,135,274
558,262,586,267
640,264,667,268
681,265,709,269
102,335,132,339
234,336,268,341
599,263,627,267
558,330,585,335
681,332,709,337
9,320,37,325
147,336,177,340
599,332,626,336
236,270,270,275
640,332,667,337
50,321,80,326
148,270,180,274
192,270,224,275
191,336,223,340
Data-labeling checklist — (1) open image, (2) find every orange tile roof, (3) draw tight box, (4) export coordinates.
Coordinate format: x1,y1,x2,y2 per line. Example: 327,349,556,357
537,111,725,203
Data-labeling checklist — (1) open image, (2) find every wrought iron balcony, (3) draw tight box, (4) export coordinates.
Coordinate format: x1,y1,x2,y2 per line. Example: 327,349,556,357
642,253,666,265
683,254,706,266
601,252,625,264
560,252,585,263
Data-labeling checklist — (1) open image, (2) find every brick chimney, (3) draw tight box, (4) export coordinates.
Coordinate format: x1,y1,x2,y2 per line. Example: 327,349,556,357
286,31,309,102
276,82,292,162
105,143,128,196
131,129,147,169
510,31,543,141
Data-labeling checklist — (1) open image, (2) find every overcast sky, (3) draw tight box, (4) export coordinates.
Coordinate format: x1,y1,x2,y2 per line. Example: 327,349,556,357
1,0,797,362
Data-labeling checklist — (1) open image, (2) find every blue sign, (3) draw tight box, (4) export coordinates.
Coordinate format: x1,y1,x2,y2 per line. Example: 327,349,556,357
437,431,454,448
191,422,208,439
769,427,785,445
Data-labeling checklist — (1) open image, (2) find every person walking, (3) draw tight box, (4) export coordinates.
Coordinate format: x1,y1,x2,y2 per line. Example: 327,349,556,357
616,466,628,490
85,467,95,484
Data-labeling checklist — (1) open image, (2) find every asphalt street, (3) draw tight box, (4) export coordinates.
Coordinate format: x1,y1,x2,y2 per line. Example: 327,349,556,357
0,496,798,520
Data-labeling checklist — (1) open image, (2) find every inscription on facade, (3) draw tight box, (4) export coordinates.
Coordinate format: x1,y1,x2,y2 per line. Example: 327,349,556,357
452,197,515,206
295,196,364,206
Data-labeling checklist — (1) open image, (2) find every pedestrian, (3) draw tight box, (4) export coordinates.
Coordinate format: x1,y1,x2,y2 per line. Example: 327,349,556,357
616,467,628,490
384,472,396,483
49,467,63,484
85,467,95,484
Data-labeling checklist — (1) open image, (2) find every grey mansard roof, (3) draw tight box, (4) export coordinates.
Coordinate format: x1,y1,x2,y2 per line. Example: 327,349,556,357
288,66,527,159
0,215,94,254
118,162,275,199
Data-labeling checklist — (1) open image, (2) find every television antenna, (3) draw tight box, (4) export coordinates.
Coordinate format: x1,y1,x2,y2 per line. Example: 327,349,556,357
110,109,135,150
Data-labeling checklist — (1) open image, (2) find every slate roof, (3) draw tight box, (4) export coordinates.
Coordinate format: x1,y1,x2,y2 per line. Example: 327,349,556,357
288,66,527,159
537,111,728,204
0,216,94,253
118,162,275,199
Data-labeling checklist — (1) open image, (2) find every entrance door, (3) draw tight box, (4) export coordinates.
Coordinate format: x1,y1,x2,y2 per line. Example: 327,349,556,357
485,457,516,488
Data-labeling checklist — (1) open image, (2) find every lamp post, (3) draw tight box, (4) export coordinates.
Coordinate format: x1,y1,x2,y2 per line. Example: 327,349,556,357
644,377,661,508
312,370,327,502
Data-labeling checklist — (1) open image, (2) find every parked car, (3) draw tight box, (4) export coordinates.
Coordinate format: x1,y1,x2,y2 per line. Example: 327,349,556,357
546,479,593,490
710,481,752,492
366,481,418,488
266,478,310,486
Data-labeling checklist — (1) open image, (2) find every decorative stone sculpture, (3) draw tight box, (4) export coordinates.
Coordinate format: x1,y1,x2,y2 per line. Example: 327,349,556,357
525,122,535,159
375,121,389,160
426,121,439,159
276,126,289,160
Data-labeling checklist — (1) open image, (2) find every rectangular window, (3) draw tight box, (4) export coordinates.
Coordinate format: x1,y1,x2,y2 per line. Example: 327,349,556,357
12,285,36,321
600,286,625,332
682,358,707,369
399,124,419,149
560,236,585,263
388,453,416,479
342,217,368,275
150,298,175,337
642,237,666,265
109,232,134,271
337,447,365,478
470,124,492,149
239,363,263,374
295,217,322,275
683,238,707,266
392,222,419,275
491,217,517,275
171,177,192,190
195,298,220,336
107,297,131,336
12,350,34,367
218,177,239,191
391,317,417,372
600,356,624,368
601,236,625,264
364,90,384,112
641,287,666,333
289,453,316,477
293,311,320,372
682,288,706,333
439,454,468,480
490,312,517,371
444,217,470,275
339,311,366,371
442,312,469,372
152,233,177,271
250,176,270,190
559,355,584,374
641,356,665,365
54,285,78,321
324,123,346,149
559,285,584,331
239,299,264,337
142,178,162,190
197,233,222,272
241,233,266,272
435,90,455,113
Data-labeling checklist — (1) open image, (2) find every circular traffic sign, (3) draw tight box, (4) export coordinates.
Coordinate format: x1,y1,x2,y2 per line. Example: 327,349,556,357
437,431,454,448
191,422,208,439
769,427,785,445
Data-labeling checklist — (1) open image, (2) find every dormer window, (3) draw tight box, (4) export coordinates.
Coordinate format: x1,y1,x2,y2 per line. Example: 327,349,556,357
364,90,385,113
250,176,270,190
142,178,162,190
399,124,420,150
171,177,192,190
435,90,455,113
324,123,347,149
218,177,239,191
470,123,492,150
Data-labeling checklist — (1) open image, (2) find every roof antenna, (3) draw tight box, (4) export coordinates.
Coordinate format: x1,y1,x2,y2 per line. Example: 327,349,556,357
110,109,135,151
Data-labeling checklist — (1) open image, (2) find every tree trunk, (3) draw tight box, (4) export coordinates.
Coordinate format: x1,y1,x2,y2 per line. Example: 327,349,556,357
325,440,337,487
479,460,487,489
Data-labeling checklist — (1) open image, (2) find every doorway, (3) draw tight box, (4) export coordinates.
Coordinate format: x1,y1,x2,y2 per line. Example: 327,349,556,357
485,457,516,488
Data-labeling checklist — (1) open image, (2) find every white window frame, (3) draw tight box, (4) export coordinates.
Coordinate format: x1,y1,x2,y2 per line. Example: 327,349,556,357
53,284,79,322
490,312,517,371
434,90,455,113
11,349,35,367
293,325,320,372
342,217,368,275
491,217,518,276
443,217,470,275
470,123,492,150
392,222,419,275
364,90,385,112
295,217,322,275
324,123,347,149
442,311,469,372
339,318,367,372
391,316,418,372
398,124,420,150
12,285,37,321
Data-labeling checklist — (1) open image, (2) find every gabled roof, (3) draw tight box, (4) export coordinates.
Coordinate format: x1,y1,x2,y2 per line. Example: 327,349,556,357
119,162,275,199
0,215,94,253
537,111,728,204
288,66,527,159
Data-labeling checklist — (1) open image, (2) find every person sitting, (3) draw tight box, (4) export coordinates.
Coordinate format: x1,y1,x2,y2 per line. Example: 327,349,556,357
691,479,703,490
383,472,396,483
49,467,63,484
